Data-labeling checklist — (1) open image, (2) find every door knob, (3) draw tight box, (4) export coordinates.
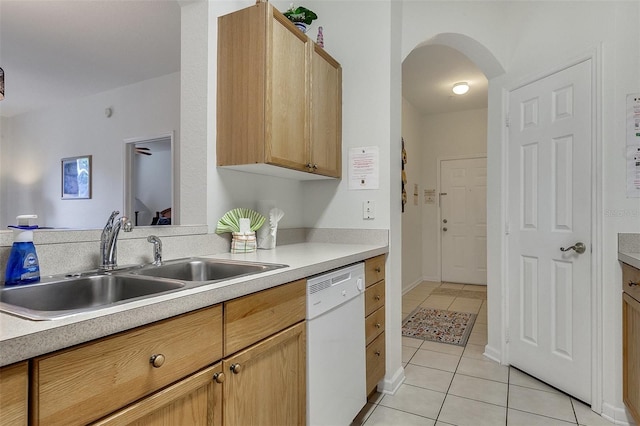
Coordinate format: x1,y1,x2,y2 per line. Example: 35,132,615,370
442,227,448,232
560,242,586,254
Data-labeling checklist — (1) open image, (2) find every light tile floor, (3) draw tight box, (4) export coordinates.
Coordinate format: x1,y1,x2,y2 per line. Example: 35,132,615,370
354,281,615,426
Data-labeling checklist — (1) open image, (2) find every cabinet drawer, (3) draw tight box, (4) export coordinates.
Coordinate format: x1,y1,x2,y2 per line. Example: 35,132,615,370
365,280,385,316
224,279,306,356
366,331,385,395
32,305,223,426
365,306,385,346
0,361,28,426
365,256,385,287
623,262,640,302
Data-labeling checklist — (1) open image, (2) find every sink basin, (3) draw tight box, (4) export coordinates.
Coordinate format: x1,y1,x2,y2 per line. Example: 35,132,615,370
0,274,185,320
134,258,288,282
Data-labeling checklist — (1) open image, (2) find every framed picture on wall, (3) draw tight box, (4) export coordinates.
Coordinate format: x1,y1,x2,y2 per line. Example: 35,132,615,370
61,155,92,199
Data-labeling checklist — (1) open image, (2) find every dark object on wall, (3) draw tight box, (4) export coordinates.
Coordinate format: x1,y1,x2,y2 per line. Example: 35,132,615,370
402,138,407,212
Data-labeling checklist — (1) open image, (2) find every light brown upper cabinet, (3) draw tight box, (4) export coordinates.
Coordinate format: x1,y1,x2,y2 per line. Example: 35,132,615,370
217,3,342,179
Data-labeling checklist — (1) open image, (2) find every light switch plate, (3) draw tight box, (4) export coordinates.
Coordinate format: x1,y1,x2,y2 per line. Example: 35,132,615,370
363,201,375,219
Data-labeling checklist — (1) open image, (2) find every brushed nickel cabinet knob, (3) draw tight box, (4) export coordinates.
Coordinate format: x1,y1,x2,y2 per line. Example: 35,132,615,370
230,363,242,374
150,354,165,368
213,372,226,383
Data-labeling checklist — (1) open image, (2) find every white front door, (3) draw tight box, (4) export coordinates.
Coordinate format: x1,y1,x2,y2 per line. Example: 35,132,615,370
507,59,592,403
440,157,487,285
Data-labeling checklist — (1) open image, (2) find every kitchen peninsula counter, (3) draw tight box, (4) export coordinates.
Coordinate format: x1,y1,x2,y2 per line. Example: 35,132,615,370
0,242,388,366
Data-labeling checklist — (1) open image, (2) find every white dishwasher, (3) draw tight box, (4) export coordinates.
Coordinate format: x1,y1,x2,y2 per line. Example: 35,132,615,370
307,262,366,426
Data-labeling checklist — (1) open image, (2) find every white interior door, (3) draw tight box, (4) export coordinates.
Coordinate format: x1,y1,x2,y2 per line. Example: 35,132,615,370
507,59,592,403
440,157,487,285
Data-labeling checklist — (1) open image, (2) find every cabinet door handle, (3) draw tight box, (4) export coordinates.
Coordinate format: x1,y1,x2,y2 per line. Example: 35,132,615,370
375,323,381,329
374,266,381,273
629,281,639,287
374,350,381,357
230,363,242,374
213,372,225,383
149,354,165,368
374,295,381,301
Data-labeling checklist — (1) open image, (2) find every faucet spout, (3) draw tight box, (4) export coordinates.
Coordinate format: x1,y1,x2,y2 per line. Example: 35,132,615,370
100,211,133,270
147,235,163,266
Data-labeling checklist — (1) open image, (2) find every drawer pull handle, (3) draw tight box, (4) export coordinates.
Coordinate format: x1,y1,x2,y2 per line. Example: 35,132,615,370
374,295,381,301
150,354,165,368
374,350,381,357
213,372,226,384
375,323,381,329
629,281,639,287
375,267,381,273
230,363,242,374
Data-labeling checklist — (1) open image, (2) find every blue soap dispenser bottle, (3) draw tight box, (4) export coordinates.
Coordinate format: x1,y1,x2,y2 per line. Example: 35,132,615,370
4,215,40,286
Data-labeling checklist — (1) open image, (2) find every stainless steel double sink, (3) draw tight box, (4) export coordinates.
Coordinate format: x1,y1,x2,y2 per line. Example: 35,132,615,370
0,258,287,320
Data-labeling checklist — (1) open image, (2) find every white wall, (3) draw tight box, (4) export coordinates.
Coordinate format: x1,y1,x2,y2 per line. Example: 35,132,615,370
0,72,180,229
420,108,488,282
205,0,405,393
402,1,640,420
401,98,423,292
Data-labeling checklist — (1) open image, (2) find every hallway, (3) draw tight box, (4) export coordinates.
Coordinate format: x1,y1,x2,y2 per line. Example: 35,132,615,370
353,282,614,425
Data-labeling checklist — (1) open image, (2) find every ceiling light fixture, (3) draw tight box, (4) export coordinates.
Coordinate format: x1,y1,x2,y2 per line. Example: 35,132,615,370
452,82,469,95
0,67,4,100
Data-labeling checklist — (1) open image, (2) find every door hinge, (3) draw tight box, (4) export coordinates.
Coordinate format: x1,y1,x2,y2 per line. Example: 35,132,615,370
505,327,510,343
505,114,510,128
505,221,510,235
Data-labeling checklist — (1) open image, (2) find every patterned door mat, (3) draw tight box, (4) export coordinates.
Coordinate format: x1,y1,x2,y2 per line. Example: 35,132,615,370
402,308,477,347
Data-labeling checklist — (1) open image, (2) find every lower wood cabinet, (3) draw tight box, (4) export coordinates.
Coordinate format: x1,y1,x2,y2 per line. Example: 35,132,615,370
0,361,28,426
364,255,386,395
223,322,306,426
22,279,307,426
31,305,223,426
623,262,640,424
94,363,224,426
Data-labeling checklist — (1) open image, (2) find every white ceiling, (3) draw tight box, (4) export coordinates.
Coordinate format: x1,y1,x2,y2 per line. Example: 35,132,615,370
0,1,485,119
0,0,181,117
403,44,488,116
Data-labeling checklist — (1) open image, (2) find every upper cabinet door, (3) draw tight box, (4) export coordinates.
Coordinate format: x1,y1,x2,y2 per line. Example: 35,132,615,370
310,44,342,178
266,13,310,172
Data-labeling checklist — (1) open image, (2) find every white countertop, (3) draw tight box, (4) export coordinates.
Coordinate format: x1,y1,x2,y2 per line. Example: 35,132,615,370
0,242,387,366
619,251,640,270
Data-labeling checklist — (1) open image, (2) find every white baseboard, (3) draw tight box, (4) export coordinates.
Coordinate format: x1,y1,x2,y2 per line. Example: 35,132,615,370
379,366,405,395
483,344,502,364
422,275,440,283
601,402,636,425
402,278,423,295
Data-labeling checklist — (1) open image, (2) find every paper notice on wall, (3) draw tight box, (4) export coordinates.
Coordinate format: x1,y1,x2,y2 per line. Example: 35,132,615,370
626,94,640,198
627,145,640,198
348,146,379,190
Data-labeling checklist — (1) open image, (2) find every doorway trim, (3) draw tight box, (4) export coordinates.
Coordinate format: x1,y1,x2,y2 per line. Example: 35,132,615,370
501,46,602,412
123,131,179,226
437,153,488,283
